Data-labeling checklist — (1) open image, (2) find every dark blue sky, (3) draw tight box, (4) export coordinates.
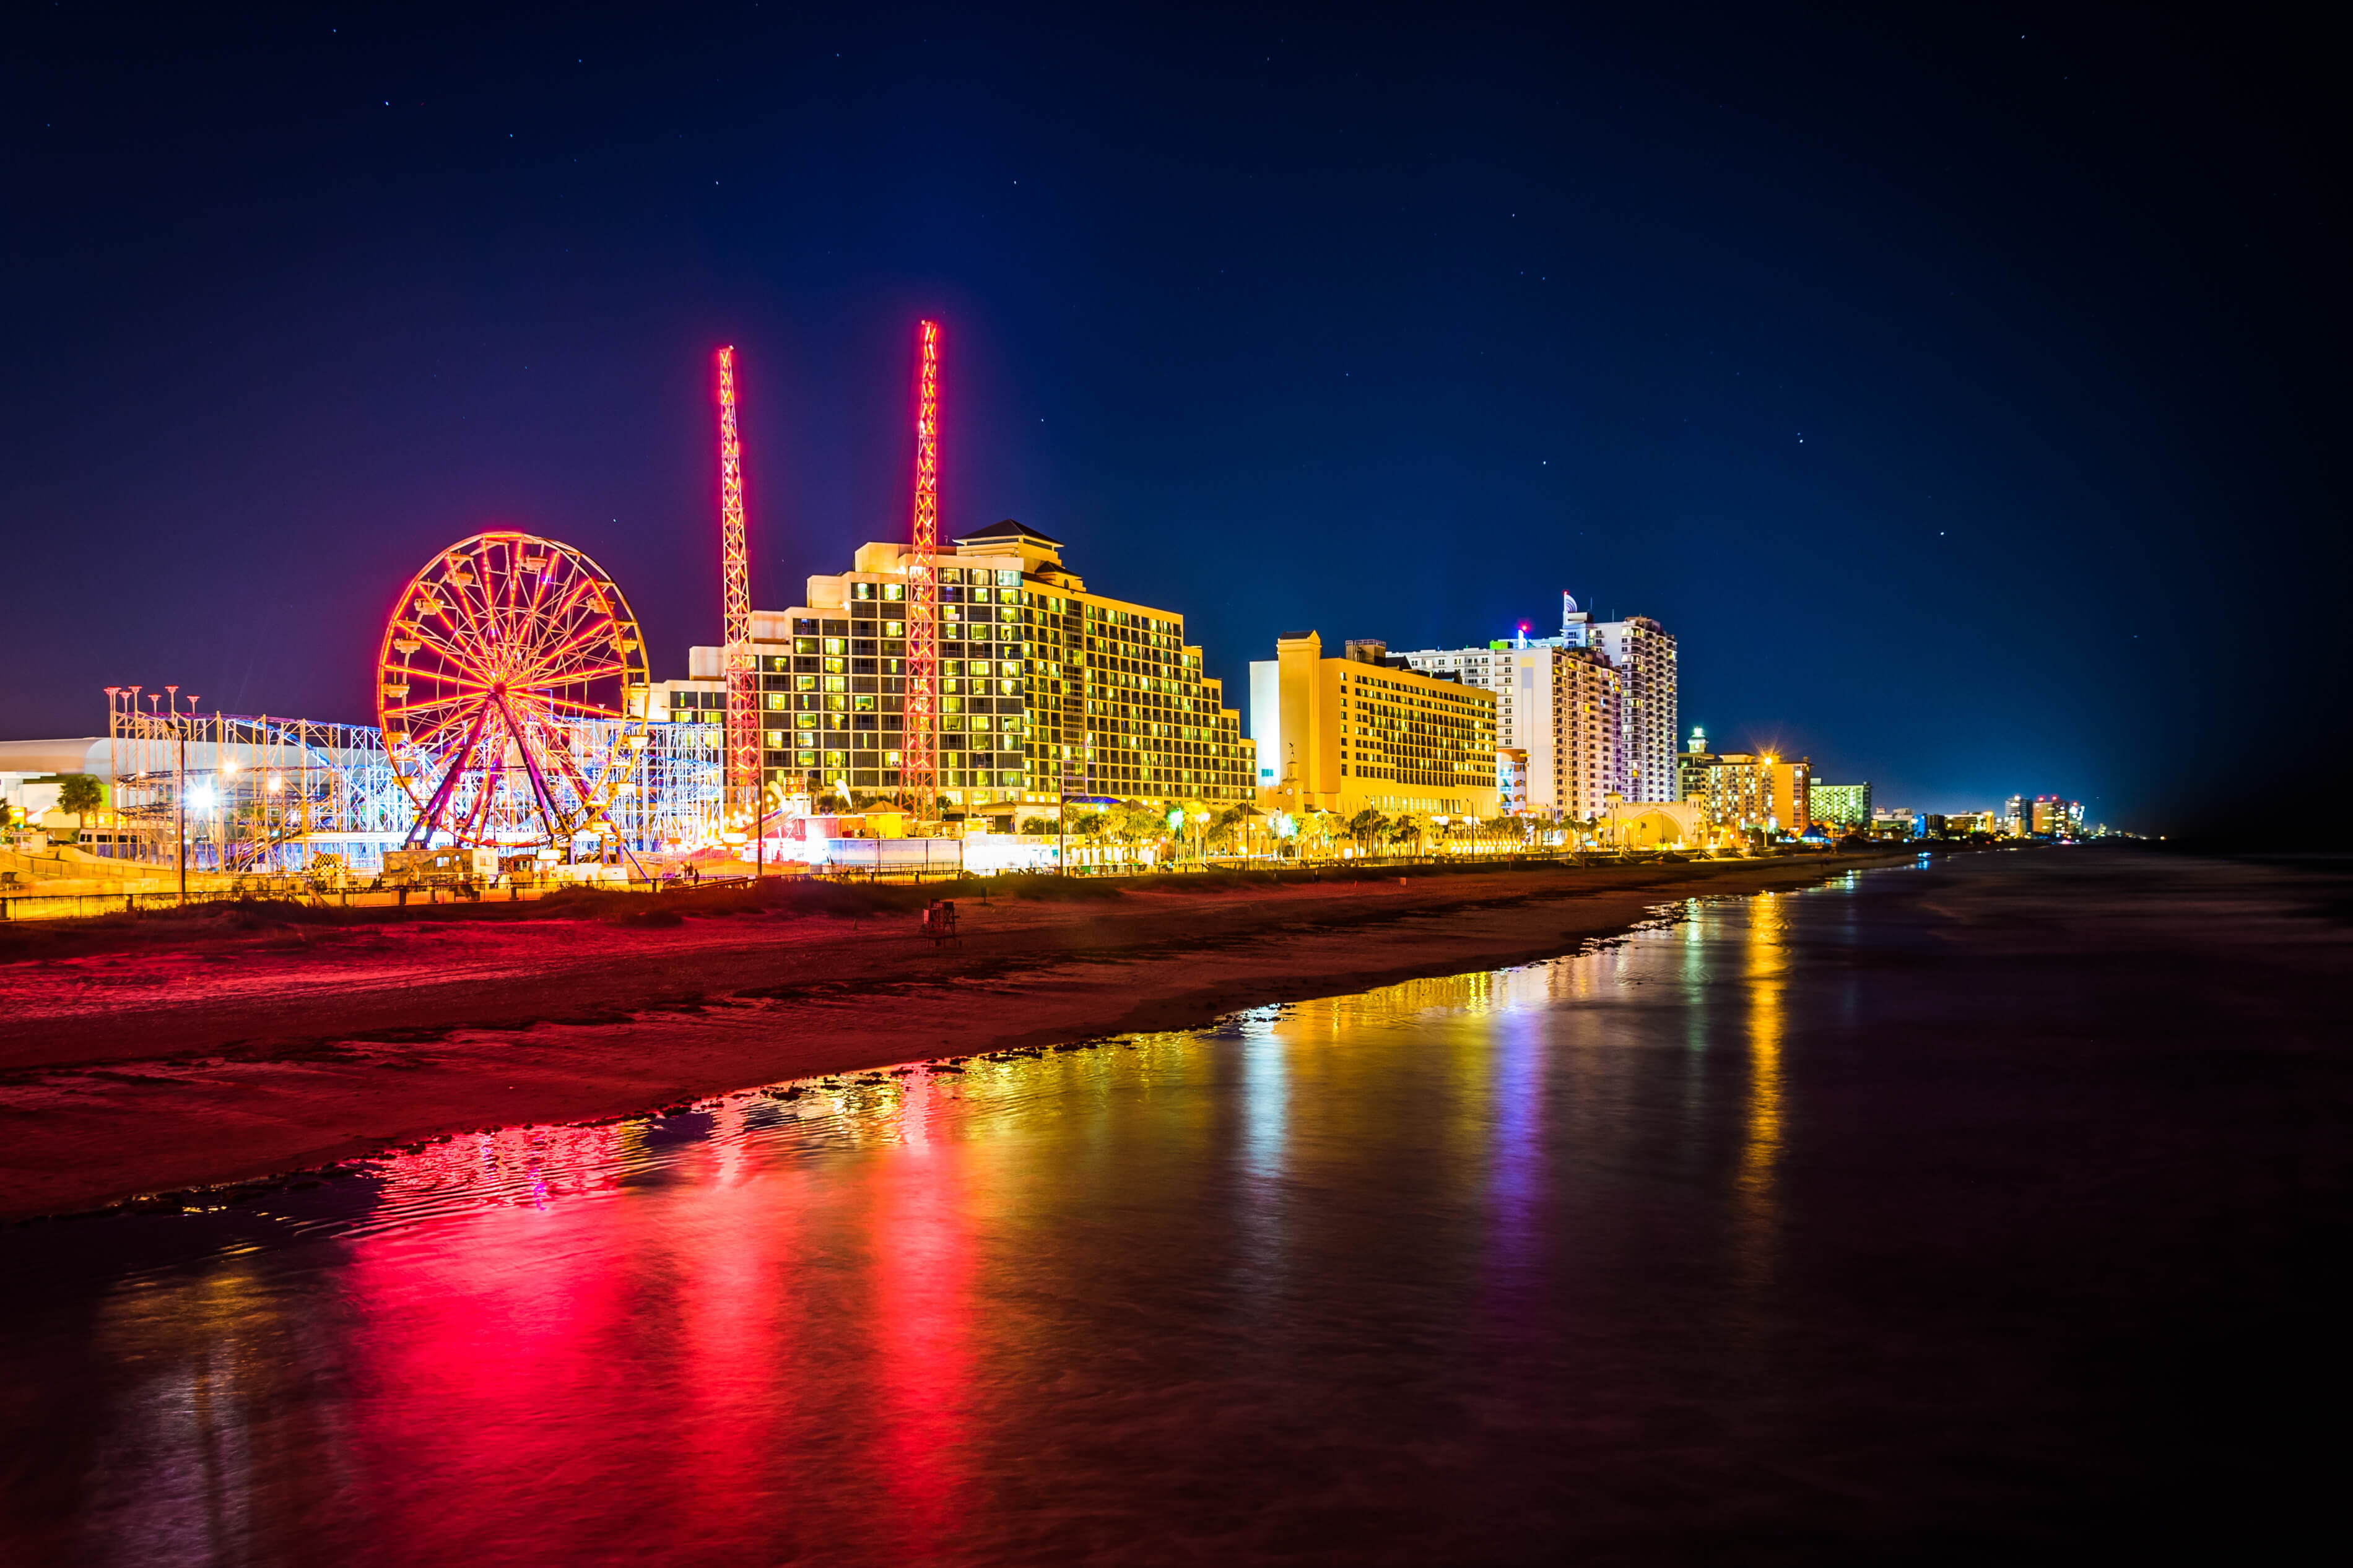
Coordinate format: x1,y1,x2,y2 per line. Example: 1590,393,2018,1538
4,3,2344,833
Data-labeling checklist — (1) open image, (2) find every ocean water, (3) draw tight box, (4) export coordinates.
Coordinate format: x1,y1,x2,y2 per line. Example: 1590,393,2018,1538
1,849,2347,1565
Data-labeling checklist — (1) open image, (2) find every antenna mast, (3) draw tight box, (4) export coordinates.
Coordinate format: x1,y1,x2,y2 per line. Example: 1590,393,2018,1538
715,346,759,826
902,320,942,818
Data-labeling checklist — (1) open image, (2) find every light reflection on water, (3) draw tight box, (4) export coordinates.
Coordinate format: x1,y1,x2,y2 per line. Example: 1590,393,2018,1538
3,853,2343,1564
1738,889,1788,1295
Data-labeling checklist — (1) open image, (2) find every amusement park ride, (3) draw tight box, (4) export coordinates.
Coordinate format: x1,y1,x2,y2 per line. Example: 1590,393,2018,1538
377,532,650,852
373,323,949,854
102,322,955,874
903,320,943,820
715,345,760,829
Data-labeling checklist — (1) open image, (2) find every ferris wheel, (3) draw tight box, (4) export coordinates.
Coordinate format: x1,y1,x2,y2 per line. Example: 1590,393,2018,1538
378,532,650,848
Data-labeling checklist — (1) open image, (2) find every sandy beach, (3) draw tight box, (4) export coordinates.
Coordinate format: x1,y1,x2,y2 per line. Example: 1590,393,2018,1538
0,853,1907,1218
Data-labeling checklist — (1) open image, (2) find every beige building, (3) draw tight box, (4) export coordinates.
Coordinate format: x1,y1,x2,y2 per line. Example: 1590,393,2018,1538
1676,735,1812,838
1580,615,1677,803
1250,634,1498,819
1549,596,1679,803
692,521,1254,811
1400,641,1622,820
649,677,724,726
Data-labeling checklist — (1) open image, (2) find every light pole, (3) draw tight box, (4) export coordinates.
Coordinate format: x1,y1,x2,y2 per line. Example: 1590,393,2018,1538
169,688,196,901
103,687,120,861
221,753,240,878
124,687,144,864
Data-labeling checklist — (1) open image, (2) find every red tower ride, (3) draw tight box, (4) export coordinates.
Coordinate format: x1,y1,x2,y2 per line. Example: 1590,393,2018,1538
715,347,759,823
902,321,942,815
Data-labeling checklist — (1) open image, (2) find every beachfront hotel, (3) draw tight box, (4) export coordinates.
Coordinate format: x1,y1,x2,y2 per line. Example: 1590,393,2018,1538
1570,607,1679,803
1249,633,1500,820
1396,594,1679,813
689,521,1256,812
1397,639,1624,821
1677,729,1812,836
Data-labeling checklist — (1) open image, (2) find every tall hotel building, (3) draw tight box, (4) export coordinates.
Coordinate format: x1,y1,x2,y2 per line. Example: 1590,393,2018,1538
1397,641,1623,820
1557,596,1679,803
687,521,1255,810
1396,594,1678,814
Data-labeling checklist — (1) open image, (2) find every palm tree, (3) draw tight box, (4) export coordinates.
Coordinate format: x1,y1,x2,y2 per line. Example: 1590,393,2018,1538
1110,802,1172,864
56,774,102,821
1280,809,1328,862
1388,813,1429,858
1064,808,1109,870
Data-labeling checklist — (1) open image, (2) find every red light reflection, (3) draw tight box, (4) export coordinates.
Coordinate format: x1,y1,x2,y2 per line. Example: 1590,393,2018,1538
324,1097,977,1559
869,1076,975,1553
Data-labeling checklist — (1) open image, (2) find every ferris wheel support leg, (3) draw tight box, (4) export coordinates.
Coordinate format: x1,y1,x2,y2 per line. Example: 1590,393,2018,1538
405,706,493,848
453,758,502,844
492,694,573,851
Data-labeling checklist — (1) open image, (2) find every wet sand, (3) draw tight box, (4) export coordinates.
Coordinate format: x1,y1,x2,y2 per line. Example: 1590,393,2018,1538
0,854,1904,1218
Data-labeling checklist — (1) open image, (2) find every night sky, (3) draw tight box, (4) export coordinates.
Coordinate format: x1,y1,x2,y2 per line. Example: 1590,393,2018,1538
4,4,2344,836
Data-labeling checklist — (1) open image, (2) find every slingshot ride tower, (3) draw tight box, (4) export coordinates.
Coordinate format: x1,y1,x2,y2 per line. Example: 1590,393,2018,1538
378,532,650,850
902,319,943,819
714,345,760,828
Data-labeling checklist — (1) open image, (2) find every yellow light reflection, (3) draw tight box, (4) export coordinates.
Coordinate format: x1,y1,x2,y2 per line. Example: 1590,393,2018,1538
1737,891,1787,1284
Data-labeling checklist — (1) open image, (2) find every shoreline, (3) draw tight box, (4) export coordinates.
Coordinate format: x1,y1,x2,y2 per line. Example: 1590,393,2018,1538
0,852,1916,1219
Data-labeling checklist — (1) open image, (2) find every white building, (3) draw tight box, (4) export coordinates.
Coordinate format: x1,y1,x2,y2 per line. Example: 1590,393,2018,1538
1555,595,1679,804
1406,596,1679,808
0,737,107,833
1396,641,1622,820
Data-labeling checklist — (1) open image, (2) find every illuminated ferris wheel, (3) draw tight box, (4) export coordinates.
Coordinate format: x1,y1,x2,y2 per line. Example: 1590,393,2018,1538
377,532,650,848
